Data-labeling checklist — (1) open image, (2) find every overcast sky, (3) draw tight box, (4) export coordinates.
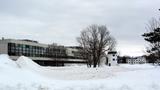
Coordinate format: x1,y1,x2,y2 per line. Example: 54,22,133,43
0,0,160,56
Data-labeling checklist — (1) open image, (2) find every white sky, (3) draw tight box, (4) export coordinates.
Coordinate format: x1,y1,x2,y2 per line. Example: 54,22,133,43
0,0,160,56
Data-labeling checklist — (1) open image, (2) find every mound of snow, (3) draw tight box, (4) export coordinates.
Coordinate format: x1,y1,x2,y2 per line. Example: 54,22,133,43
0,55,46,85
0,54,160,90
16,56,41,71
0,54,18,69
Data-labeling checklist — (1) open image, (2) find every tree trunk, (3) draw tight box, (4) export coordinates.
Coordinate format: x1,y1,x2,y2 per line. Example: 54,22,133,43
93,58,97,68
93,62,97,68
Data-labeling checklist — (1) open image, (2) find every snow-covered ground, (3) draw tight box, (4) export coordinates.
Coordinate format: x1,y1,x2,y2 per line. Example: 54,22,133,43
0,54,160,90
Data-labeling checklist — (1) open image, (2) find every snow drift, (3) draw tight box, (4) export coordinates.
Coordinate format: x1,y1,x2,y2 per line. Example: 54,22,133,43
0,54,18,69
0,54,160,90
16,56,41,71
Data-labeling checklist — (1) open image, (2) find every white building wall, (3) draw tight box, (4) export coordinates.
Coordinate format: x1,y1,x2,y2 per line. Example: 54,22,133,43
107,53,117,66
127,57,147,64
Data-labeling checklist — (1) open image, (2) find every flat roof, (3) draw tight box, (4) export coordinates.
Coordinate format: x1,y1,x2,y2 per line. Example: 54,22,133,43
108,51,117,54
0,39,48,47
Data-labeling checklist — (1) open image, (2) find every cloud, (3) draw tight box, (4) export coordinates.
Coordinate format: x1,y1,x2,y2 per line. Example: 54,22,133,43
0,0,160,56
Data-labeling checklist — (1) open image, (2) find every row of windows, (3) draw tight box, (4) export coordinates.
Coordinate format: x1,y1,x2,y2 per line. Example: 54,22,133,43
8,43,46,57
128,62,146,64
8,43,79,58
127,60,145,62
128,61,146,63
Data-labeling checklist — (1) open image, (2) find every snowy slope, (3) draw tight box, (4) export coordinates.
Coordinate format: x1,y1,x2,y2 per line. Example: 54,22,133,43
16,56,41,71
0,54,160,90
0,55,46,85
0,54,18,69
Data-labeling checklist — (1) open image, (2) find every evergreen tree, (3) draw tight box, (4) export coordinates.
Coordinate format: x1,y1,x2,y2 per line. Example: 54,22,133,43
142,19,160,65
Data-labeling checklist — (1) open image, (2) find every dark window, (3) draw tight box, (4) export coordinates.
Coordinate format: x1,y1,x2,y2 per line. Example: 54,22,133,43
8,43,16,55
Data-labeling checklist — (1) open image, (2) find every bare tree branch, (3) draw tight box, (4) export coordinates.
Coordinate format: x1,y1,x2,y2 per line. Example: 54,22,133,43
77,24,116,68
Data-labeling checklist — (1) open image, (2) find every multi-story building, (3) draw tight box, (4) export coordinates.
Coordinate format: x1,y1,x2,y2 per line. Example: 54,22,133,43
126,56,147,64
0,39,48,59
0,38,86,66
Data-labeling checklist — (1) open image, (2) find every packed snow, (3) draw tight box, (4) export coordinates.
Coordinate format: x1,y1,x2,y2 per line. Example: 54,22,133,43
16,56,41,71
0,54,160,90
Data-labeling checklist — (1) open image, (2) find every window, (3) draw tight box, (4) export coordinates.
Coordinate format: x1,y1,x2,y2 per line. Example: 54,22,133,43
113,59,115,61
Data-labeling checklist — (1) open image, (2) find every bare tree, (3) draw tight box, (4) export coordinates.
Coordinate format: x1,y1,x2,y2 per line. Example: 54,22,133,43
77,24,116,68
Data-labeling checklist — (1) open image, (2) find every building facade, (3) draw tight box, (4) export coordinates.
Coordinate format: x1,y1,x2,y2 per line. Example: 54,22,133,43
106,51,118,66
0,38,86,66
47,44,67,58
126,56,147,64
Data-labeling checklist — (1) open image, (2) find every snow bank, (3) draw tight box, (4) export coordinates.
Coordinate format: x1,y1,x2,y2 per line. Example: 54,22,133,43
0,54,46,86
0,54,160,90
16,56,41,71
0,54,41,71
0,54,18,69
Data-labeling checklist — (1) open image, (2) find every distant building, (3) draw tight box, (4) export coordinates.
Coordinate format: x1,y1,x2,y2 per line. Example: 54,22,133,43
0,38,86,66
106,51,118,66
126,56,147,64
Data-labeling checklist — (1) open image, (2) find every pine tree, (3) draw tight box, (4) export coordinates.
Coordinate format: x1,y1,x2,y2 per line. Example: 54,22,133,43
142,20,160,65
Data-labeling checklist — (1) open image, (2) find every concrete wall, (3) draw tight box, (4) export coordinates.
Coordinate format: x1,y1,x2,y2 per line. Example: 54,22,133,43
0,40,8,54
107,53,117,66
